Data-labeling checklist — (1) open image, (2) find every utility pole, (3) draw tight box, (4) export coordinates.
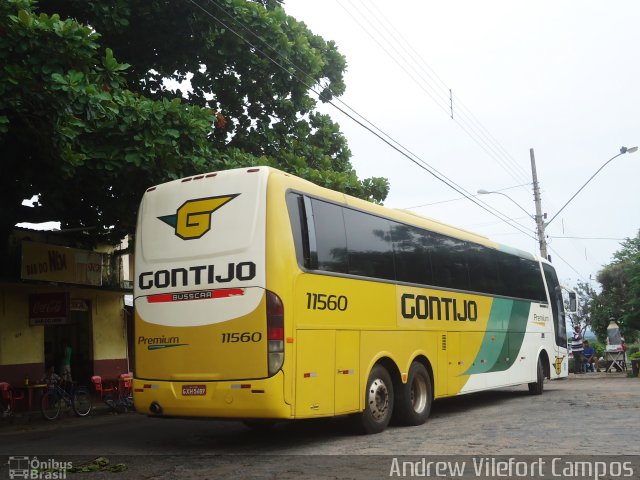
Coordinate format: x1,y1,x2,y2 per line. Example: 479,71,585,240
529,148,548,260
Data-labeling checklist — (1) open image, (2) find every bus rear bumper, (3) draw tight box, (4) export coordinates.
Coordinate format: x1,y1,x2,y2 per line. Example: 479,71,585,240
132,372,291,419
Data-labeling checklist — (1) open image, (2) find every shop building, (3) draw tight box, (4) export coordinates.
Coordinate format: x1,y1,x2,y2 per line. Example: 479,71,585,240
0,229,133,385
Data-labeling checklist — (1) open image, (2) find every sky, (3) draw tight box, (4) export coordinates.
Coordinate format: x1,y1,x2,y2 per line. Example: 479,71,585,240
283,0,640,289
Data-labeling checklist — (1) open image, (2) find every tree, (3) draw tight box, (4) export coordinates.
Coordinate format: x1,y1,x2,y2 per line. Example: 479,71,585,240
0,0,389,252
565,280,593,338
589,231,640,344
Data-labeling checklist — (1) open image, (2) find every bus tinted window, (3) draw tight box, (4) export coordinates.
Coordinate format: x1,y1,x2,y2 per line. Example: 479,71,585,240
467,243,500,295
286,193,307,268
543,263,567,347
518,257,547,301
344,209,395,280
289,194,547,302
430,234,470,291
390,223,433,285
496,253,546,301
310,199,348,273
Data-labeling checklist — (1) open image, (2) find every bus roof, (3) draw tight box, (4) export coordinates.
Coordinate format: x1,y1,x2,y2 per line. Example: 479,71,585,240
263,167,539,262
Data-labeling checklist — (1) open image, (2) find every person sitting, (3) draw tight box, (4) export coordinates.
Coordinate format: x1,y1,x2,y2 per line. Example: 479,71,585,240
39,365,62,387
582,340,598,372
570,329,584,374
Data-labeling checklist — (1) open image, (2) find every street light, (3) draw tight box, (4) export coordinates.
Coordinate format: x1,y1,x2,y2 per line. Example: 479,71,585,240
477,189,533,219
545,146,638,228
479,146,638,260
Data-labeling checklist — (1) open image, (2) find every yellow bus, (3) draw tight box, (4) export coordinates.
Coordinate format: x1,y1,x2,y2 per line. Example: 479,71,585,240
133,166,569,433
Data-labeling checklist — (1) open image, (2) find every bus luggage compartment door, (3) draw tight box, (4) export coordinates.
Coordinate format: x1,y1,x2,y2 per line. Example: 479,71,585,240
295,330,335,417
334,330,359,414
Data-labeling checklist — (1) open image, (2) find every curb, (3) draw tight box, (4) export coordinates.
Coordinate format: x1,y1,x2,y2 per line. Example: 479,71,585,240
567,371,630,379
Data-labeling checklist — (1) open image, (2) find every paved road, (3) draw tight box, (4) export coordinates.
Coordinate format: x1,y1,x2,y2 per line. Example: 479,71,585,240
1,373,638,479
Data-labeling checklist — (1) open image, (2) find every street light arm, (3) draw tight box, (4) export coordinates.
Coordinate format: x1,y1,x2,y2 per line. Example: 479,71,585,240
545,146,637,228
477,189,533,219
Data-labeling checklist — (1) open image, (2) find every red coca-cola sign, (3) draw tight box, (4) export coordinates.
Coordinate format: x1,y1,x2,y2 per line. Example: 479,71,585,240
29,293,69,325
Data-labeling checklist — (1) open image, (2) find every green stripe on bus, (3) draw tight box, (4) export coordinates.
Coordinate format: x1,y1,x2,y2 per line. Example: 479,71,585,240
464,299,531,375
464,298,511,375
505,300,531,370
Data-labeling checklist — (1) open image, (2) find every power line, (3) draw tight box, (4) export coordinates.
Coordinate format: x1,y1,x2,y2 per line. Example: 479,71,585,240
339,0,527,185
547,245,588,283
403,182,531,209
351,0,532,186
548,236,625,241
189,0,537,240
190,0,598,284
342,1,590,281
462,215,531,229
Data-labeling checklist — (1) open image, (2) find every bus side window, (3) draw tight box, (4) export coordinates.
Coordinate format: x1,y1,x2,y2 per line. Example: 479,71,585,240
467,244,499,295
390,223,433,286
343,209,395,280
302,196,318,269
286,193,312,269
310,198,348,274
543,264,567,348
430,234,470,291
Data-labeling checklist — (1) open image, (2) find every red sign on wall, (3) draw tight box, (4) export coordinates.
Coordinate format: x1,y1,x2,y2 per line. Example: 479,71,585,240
29,293,70,325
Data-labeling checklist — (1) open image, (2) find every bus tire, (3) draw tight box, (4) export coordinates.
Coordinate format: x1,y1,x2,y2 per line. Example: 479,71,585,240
528,357,544,395
395,362,432,426
356,364,394,434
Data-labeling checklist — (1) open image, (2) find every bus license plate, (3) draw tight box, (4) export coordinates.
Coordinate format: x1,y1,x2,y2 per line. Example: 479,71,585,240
182,385,206,396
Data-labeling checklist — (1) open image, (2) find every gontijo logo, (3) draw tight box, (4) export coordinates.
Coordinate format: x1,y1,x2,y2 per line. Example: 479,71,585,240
158,194,239,240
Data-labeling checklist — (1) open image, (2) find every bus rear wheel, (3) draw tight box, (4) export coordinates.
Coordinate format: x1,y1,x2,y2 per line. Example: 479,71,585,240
395,362,432,426
356,365,394,434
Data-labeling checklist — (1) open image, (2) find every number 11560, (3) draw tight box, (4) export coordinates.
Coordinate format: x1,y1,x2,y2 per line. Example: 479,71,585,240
306,293,348,311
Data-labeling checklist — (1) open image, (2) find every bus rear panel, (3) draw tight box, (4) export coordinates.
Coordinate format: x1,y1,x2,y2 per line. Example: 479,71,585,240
133,168,289,418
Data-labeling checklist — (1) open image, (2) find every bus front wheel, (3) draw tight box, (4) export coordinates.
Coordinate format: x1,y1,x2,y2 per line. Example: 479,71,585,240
395,362,432,426
356,365,394,434
528,357,544,395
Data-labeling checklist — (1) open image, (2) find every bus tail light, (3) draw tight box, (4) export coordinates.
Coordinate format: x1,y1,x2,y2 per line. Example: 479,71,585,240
266,290,284,376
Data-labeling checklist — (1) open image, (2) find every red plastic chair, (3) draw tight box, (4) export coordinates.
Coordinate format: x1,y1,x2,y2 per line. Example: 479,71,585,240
118,373,133,394
90,376,115,399
0,382,26,413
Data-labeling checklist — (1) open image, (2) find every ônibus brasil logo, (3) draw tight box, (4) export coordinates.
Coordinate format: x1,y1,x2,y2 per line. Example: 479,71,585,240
158,194,239,240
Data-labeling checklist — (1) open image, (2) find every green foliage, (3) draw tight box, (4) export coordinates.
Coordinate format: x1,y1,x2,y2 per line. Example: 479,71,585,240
591,340,605,359
0,0,218,245
68,457,127,473
1,0,389,249
36,0,387,195
565,280,593,334
589,231,640,343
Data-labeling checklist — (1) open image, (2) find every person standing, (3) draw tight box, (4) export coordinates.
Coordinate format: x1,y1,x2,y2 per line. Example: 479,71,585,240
60,340,72,383
40,365,62,387
570,329,584,374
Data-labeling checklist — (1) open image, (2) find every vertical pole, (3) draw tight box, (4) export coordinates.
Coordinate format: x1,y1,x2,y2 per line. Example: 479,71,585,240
530,148,548,260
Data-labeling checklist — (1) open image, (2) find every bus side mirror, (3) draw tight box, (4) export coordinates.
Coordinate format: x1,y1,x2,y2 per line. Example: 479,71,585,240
568,292,577,313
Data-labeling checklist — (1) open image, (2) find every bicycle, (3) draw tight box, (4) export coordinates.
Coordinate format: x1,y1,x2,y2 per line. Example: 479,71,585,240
103,374,134,413
41,382,92,420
